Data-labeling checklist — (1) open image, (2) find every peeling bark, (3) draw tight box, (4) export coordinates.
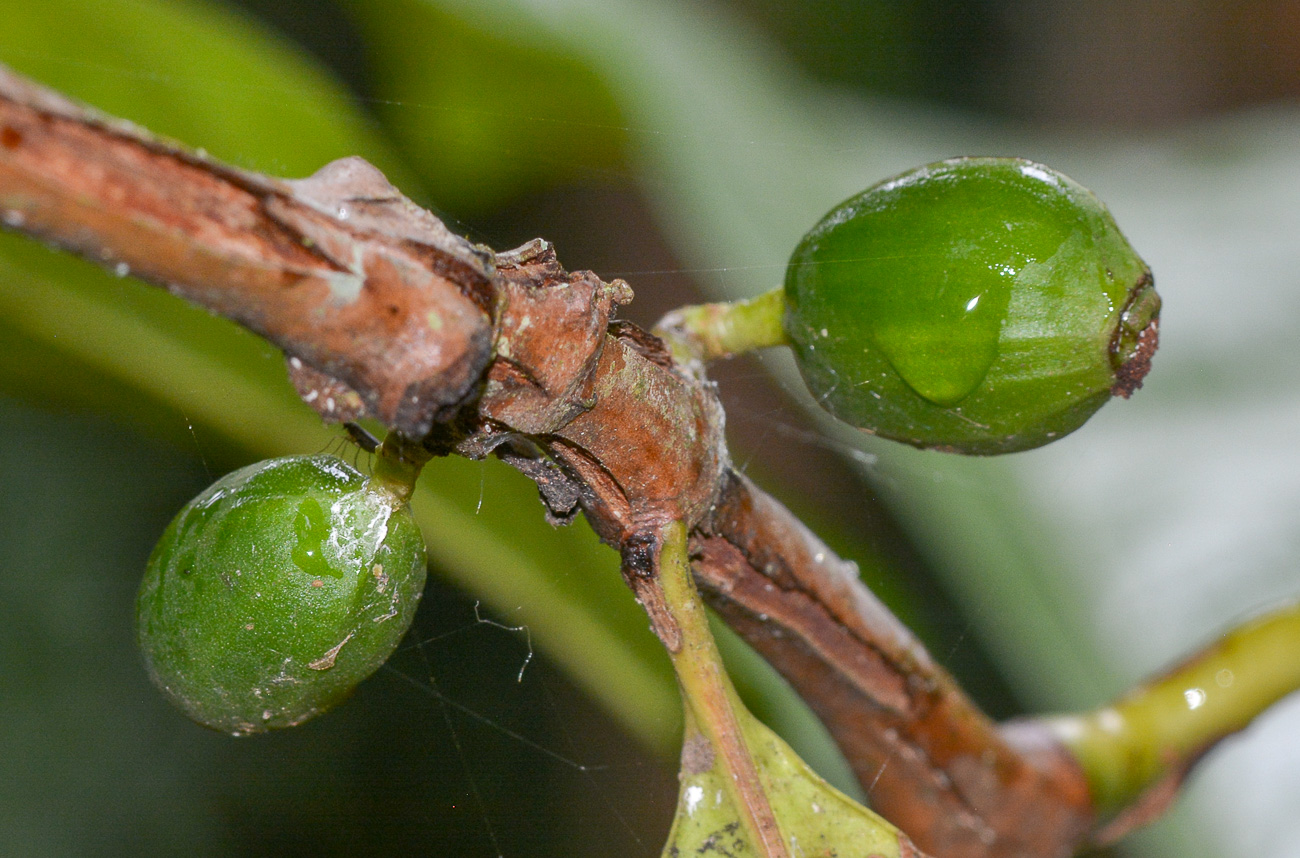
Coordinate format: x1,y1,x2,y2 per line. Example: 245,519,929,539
0,67,491,436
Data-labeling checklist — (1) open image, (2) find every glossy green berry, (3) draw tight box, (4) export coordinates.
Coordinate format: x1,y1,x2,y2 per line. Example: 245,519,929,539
784,157,1159,454
136,455,427,735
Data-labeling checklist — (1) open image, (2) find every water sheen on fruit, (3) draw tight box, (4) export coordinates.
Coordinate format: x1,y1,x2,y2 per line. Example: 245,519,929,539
136,455,427,735
784,157,1158,454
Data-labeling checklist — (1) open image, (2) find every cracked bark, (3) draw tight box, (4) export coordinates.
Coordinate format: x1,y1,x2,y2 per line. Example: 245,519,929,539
2,63,1100,858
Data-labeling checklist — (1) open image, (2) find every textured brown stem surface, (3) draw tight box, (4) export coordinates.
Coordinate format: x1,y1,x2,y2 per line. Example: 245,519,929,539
1,63,1098,858
0,65,491,436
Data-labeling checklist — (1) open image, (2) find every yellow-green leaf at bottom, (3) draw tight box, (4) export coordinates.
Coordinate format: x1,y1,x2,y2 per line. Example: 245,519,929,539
665,703,913,858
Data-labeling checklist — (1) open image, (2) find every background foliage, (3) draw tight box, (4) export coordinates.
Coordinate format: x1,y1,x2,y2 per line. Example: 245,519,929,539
3,1,1299,856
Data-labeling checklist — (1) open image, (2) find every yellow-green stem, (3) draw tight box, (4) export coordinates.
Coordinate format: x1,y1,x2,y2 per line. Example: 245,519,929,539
370,431,431,505
1049,600,1300,813
655,286,789,364
658,521,788,858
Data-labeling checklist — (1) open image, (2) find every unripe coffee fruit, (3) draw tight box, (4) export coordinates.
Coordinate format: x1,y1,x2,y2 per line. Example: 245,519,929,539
136,455,427,735
784,157,1159,454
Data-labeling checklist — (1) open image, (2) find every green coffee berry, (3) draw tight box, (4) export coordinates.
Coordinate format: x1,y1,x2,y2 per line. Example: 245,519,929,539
784,157,1159,454
136,454,427,735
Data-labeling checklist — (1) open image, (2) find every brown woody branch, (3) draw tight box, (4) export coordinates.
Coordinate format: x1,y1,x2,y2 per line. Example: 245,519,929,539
0,64,1098,858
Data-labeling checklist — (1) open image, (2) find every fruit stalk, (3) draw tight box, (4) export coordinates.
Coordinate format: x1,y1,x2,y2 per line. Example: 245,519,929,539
371,430,433,504
654,286,788,364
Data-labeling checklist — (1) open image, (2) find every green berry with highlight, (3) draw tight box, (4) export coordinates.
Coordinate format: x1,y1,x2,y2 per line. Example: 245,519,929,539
136,454,427,735
784,157,1159,454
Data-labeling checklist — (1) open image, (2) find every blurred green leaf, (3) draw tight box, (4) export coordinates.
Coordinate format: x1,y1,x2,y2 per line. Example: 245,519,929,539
0,0,406,180
338,0,628,217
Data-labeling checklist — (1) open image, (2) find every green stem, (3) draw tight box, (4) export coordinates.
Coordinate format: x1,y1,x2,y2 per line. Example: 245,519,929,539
1049,600,1300,813
654,286,789,364
658,521,789,858
370,431,432,505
